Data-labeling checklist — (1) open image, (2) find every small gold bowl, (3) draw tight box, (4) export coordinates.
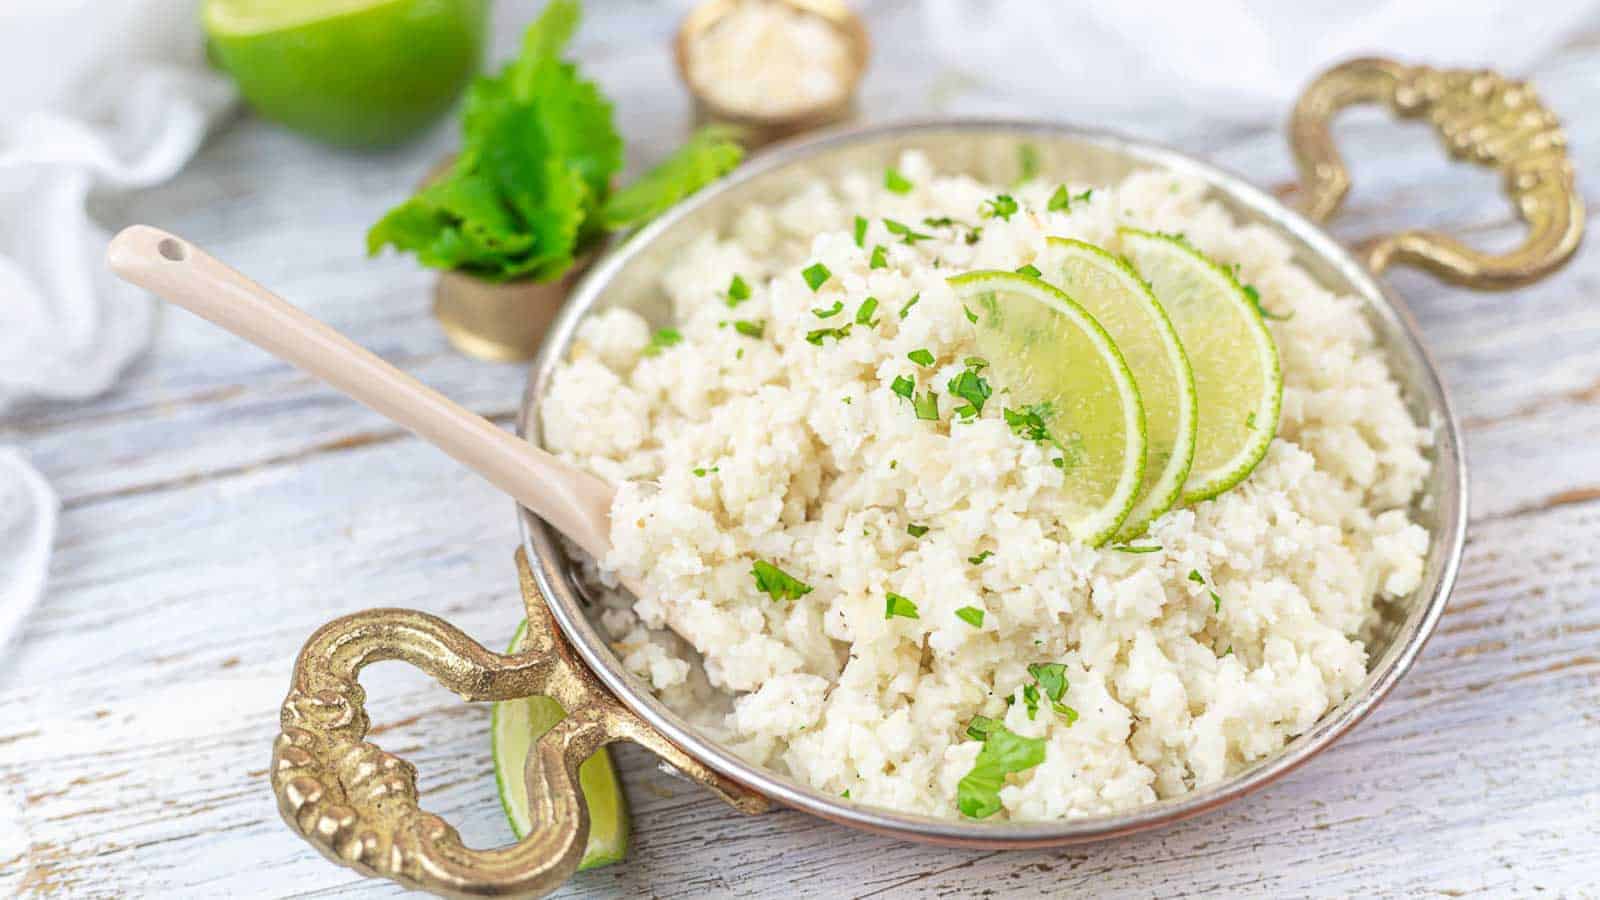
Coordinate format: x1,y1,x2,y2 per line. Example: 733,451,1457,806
675,0,871,148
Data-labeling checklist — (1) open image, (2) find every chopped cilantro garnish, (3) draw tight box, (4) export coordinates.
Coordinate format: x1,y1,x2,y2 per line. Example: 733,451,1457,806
1020,682,1040,719
812,300,844,318
883,218,932,244
884,592,920,619
946,365,992,415
980,194,1019,221
968,550,993,565
922,216,957,228
736,348,744,360
889,459,897,469
1047,186,1093,213
854,297,880,326
1051,457,1066,468
841,396,852,405
733,319,765,339
642,327,681,356
965,226,983,245
1112,543,1162,554
899,293,920,318
1188,569,1206,584
869,245,888,269
751,560,811,602
912,389,940,420
962,305,978,324
908,348,935,367
1027,663,1068,703
884,168,913,194
1212,590,1222,613
955,606,985,628
691,466,719,476
841,789,851,799
1015,263,1041,278
801,262,831,292
890,375,915,400
726,273,751,306
852,215,868,248
965,714,998,741
1018,143,1040,182
1056,704,1079,725
1004,403,1053,442
806,324,852,345
964,356,988,370
1223,645,1234,656
906,523,928,538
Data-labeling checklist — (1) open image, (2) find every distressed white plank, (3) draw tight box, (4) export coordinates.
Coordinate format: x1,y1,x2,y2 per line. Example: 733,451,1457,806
3,1,1599,897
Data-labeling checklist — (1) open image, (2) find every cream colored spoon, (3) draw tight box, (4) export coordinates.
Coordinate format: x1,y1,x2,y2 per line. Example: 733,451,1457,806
106,225,616,563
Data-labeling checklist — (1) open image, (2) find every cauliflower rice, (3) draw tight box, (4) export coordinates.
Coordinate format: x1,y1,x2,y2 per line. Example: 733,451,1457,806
540,151,1432,820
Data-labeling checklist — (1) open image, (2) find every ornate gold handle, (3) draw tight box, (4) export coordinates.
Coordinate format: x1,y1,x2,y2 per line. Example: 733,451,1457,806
271,549,767,898
1290,57,1583,288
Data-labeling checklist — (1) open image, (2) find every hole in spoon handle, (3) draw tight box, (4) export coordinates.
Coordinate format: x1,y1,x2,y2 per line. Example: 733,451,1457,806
157,237,187,262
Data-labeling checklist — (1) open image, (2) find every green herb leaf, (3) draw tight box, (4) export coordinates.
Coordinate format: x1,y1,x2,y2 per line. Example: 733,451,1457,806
980,194,1019,221
1015,263,1041,278
802,262,831,292
751,560,812,602
733,319,765,339
1021,682,1041,719
899,293,920,319
890,375,915,400
964,356,988,370
853,215,868,248
965,714,998,741
1188,569,1206,584
855,297,880,326
870,245,889,269
841,789,851,799
1027,662,1068,703
812,300,844,318
963,305,978,324
598,125,743,230
906,523,929,538
1003,404,1053,442
725,273,751,306
946,366,992,415
885,592,920,619
1054,703,1079,725
1211,590,1222,613
692,466,718,476
642,327,681,356
806,324,853,345
884,168,914,194
883,218,933,244
1047,184,1072,212
908,348,935,367
956,606,985,628
968,550,994,565
912,389,940,420
367,0,624,283
1111,543,1162,554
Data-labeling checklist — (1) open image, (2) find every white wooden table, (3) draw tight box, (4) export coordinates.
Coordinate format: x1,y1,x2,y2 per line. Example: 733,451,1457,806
4,3,1599,896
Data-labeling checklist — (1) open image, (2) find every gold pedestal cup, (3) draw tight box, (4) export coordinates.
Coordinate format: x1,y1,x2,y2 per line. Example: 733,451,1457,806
272,58,1581,897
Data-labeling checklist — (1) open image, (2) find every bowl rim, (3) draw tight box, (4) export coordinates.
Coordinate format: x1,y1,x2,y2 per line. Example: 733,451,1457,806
516,117,1467,847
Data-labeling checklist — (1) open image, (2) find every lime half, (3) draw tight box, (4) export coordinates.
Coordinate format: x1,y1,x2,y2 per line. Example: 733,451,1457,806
950,271,1146,546
491,620,628,869
203,0,488,147
1118,230,1281,503
1042,238,1196,541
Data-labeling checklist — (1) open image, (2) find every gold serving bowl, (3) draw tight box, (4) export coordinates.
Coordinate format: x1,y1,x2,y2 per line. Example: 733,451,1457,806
272,58,1580,897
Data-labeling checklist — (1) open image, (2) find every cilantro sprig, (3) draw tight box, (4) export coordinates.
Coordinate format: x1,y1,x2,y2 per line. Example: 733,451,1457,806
751,560,812,602
368,1,741,282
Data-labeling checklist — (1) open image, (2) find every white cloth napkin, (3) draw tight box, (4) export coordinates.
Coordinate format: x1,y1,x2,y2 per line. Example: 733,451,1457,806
0,0,234,651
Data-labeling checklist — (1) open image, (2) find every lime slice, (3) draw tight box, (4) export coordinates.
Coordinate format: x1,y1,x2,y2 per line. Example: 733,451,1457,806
1118,230,1282,503
1042,238,1197,541
491,620,628,869
203,0,488,147
949,271,1146,546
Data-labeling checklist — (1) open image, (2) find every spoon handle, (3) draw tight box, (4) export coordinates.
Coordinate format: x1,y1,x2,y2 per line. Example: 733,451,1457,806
106,225,615,562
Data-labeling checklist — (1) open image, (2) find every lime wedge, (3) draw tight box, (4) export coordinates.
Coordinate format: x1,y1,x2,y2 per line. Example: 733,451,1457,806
1042,238,1197,540
203,0,487,147
491,620,628,869
950,271,1146,546
1118,230,1282,503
